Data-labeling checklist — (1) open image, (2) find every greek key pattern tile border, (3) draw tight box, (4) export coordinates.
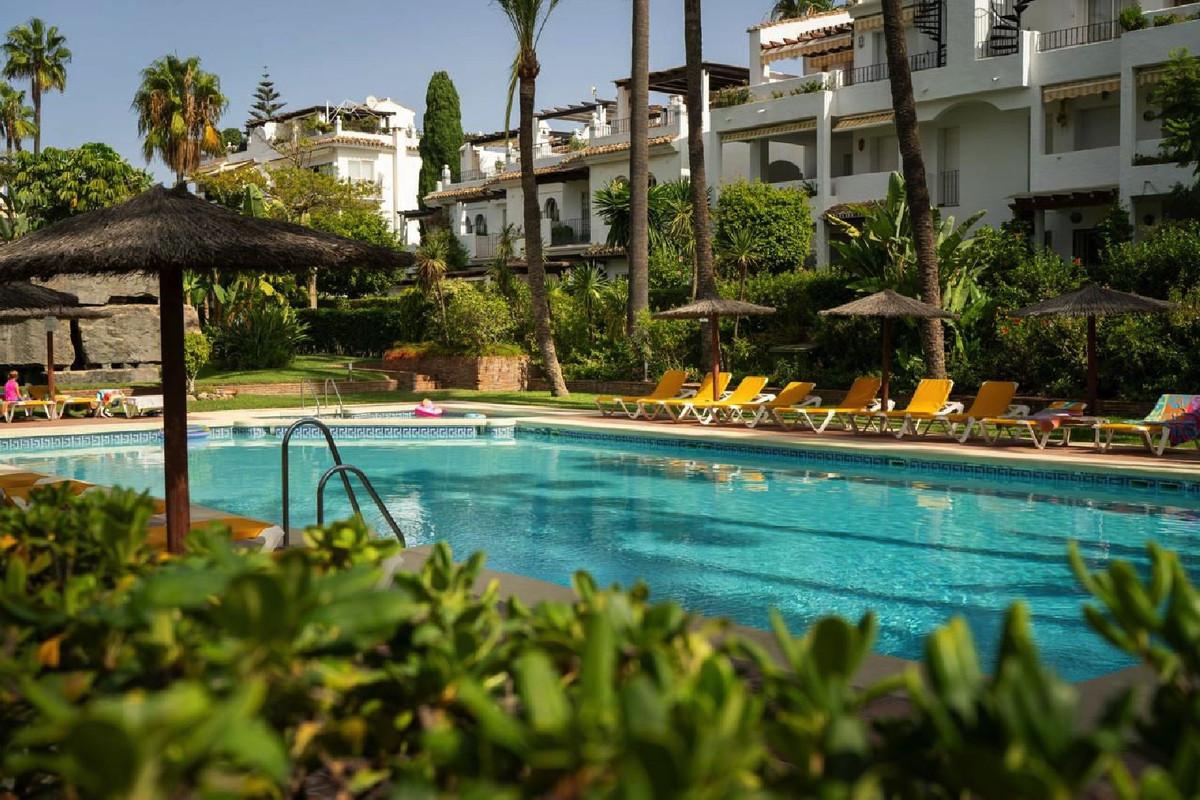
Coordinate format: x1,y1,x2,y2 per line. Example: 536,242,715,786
250,425,481,441
0,429,163,452
516,426,1200,497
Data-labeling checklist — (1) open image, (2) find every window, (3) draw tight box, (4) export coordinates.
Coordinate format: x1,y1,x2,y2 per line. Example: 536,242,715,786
767,160,802,183
544,197,560,222
647,173,658,187
474,214,488,236
344,159,376,182
1072,228,1103,267
464,216,474,234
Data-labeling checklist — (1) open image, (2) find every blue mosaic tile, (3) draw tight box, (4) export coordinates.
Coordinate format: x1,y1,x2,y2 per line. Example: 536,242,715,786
0,429,163,452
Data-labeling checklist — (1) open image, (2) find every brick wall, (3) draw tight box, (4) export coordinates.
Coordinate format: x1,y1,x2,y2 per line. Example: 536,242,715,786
212,379,398,397
382,355,529,392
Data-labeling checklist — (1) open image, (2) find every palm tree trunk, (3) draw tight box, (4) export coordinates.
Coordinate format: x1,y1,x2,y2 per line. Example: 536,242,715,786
627,0,651,334
881,0,946,378
684,0,718,369
31,82,40,156
308,268,318,309
519,62,569,396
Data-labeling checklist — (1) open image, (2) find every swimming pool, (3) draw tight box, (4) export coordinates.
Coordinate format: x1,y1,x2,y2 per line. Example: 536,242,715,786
7,430,1198,680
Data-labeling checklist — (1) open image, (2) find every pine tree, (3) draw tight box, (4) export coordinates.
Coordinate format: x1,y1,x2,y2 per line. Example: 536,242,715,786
249,68,285,122
418,71,464,203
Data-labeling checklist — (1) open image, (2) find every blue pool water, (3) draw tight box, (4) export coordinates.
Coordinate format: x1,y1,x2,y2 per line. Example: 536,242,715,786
8,433,1199,681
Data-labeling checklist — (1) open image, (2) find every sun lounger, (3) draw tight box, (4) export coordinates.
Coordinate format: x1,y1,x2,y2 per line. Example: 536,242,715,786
735,381,819,428
595,370,689,419
893,381,1020,440
980,401,1092,450
862,378,954,434
4,386,55,422
660,376,770,423
643,372,732,420
783,376,883,433
122,394,164,418
2,477,94,509
55,393,100,418
1096,394,1200,456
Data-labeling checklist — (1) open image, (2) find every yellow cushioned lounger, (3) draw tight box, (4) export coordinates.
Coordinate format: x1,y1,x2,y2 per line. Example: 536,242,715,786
786,377,882,433
663,376,769,423
862,379,954,434
895,381,1019,440
595,370,688,419
643,372,732,420
732,381,819,428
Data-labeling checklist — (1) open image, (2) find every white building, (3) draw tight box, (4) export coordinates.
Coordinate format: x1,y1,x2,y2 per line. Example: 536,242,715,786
422,65,752,276
721,0,1198,262
199,96,423,245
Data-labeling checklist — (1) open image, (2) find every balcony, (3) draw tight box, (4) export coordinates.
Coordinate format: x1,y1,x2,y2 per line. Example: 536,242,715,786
548,217,592,247
840,50,941,87
1031,146,1120,193
595,109,681,139
457,167,497,184
831,171,893,204
1037,21,1119,52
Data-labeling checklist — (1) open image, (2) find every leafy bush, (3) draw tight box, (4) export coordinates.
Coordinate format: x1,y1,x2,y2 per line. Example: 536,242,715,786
211,303,307,370
710,85,752,108
298,290,432,356
1119,4,1146,30
436,282,520,355
6,487,1200,796
182,331,212,393
715,179,814,273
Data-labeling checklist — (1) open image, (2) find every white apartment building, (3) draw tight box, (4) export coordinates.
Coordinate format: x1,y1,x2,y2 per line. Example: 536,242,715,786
199,97,423,244
422,65,753,276
726,0,1198,263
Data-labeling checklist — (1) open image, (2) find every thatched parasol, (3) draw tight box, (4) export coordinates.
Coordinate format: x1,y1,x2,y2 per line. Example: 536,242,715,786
0,184,411,553
0,282,113,398
820,290,957,408
654,298,776,400
1011,284,1176,414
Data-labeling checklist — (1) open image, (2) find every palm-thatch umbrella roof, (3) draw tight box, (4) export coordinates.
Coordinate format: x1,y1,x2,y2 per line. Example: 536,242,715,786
1011,284,1176,413
1010,284,1175,319
0,282,114,399
819,290,958,408
819,289,958,320
653,297,776,401
0,183,411,554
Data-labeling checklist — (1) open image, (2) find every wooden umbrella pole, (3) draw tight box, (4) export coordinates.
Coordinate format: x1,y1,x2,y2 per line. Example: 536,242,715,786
159,267,191,554
880,317,893,410
45,330,55,401
1086,314,1099,415
710,316,721,400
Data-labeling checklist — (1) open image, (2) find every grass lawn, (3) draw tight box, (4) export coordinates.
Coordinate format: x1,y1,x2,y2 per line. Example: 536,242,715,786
194,354,377,386
189,388,600,413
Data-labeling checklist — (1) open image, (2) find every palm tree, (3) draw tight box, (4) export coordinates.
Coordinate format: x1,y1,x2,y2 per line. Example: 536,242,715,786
717,226,758,338
769,0,836,21
415,232,451,342
563,262,609,340
2,18,70,155
487,223,520,298
132,55,227,184
627,0,651,334
880,0,946,377
498,0,568,396
0,81,36,154
683,0,716,312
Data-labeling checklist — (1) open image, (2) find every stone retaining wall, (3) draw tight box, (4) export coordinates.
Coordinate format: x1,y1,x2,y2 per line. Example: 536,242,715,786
381,355,529,392
210,379,398,397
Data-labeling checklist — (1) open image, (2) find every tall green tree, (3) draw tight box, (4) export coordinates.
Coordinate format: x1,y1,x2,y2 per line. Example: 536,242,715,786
249,69,285,122
769,0,835,21
418,71,465,202
132,55,226,183
415,230,452,341
627,0,650,334
5,143,151,228
1150,48,1200,177
881,0,946,378
0,81,36,153
498,0,569,396
2,17,70,155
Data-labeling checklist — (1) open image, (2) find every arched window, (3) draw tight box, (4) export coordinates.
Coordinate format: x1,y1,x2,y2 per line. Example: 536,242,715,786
474,214,488,236
544,197,560,222
767,160,803,183
613,175,629,187
464,215,474,234
647,173,658,187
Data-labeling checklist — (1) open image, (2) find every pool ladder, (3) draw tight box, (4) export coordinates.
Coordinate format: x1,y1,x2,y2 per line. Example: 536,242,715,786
298,379,346,418
280,418,406,547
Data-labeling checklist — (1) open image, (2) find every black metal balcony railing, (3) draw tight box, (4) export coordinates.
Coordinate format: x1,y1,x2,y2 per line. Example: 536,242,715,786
842,50,941,87
549,218,592,247
1037,20,1118,52
603,110,680,136
936,169,960,208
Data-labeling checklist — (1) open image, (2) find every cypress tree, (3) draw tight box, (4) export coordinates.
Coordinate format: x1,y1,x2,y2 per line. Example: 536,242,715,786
249,69,285,121
418,71,464,203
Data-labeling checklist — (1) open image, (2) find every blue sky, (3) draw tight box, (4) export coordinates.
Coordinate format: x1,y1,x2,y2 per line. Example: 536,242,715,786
1,0,771,181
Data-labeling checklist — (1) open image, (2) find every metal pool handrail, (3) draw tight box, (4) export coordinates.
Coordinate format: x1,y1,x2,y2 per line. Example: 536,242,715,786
299,380,322,417
280,417,362,546
323,378,345,417
316,464,407,546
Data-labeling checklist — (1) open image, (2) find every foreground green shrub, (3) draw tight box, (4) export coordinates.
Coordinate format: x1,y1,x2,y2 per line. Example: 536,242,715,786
3,488,1200,797
210,304,307,370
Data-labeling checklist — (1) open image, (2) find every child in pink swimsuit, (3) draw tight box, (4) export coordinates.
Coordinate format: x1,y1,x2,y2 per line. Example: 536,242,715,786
4,371,19,404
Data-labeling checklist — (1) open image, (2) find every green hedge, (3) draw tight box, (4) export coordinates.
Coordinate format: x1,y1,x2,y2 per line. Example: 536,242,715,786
3,487,1200,796
298,291,432,357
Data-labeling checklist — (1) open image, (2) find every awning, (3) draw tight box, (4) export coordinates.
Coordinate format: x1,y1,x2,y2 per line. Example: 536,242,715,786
1009,188,1118,213
855,8,914,31
833,111,894,131
1137,66,1169,86
762,30,853,64
721,118,817,143
807,50,854,71
1042,76,1121,103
